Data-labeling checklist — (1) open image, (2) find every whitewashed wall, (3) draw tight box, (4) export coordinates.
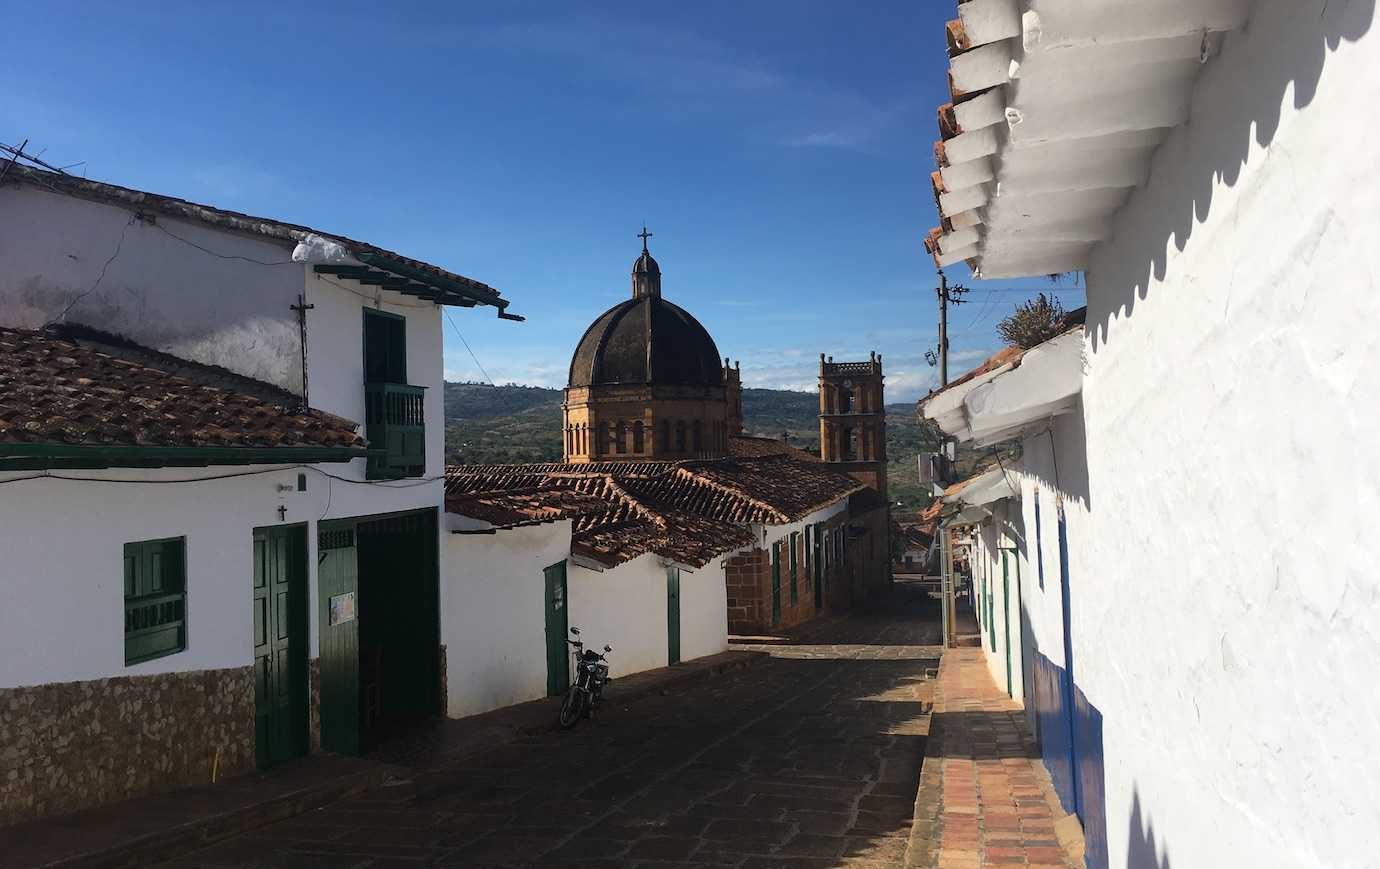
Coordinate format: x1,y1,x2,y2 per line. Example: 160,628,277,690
678,558,731,663
758,502,849,554
568,552,733,680
305,271,446,480
440,522,572,718
0,184,306,391
440,520,734,717
568,554,673,678
0,459,450,690
1049,3,1380,866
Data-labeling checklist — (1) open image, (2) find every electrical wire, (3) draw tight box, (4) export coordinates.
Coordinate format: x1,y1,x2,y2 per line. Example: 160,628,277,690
150,221,295,266
316,273,437,309
49,215,136,324
991,446,1020,497
444,309,496,385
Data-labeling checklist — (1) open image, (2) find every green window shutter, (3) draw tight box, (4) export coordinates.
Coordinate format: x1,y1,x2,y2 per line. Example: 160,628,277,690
789,532,799,605
363,308,407,385
770,542,782,625
124,537,187,666
362,308,423,480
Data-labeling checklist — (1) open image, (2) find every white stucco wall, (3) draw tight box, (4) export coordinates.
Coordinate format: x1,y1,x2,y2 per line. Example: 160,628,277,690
0,464,445,688
678,558,731,663
0,184,306,391
969,514,1026,704
567,554,675,678
1030,3,1380,866
567,553,732,681
439,521,733,718
304,271,446,480
759,502,849,555
440,522,572,718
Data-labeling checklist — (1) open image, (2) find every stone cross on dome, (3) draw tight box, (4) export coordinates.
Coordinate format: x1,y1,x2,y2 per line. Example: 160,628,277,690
638,226,653,253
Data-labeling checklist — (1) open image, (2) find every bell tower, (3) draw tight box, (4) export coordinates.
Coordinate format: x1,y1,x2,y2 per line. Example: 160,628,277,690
818,352,887,495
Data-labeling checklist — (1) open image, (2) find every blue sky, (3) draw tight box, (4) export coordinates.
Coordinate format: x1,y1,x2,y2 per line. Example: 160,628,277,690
2,0,1082,403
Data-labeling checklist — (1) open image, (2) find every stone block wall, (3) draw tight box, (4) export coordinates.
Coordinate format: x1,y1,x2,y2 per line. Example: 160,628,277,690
725,548,767,634
726,517,852,635
0,666,254,827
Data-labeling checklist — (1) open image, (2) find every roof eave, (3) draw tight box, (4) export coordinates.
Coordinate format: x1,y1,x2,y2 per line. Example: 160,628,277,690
0,443,368,472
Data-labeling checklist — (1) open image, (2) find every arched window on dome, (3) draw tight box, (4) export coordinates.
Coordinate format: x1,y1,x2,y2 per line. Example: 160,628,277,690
616,420,628,454
597,421,609,457
675,421,686,452
658,419,670,453
633,420,645,453
692,420,702,453
578,424,586,457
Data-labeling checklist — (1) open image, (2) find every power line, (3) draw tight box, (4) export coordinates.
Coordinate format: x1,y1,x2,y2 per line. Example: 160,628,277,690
150,221,295,266
445,309,497,386
49,215,137,325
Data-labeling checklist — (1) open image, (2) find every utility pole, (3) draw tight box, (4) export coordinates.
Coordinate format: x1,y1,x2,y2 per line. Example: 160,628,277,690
938,271,950,386
926,270,968,387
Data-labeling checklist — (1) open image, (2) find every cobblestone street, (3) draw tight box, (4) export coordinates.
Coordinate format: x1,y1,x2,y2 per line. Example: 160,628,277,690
164,581,942,868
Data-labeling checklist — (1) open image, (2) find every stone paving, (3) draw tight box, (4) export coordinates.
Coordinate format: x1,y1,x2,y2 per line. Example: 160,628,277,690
907,646,1083,869
160,581,943,868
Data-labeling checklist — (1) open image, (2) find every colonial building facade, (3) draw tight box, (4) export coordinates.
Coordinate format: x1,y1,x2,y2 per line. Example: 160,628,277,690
0,165,515,826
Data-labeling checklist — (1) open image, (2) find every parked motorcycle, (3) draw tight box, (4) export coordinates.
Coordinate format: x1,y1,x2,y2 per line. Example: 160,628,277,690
559,627,611,730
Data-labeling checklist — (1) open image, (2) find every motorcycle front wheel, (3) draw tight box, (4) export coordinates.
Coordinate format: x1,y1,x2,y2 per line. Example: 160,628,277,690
559,688,587,730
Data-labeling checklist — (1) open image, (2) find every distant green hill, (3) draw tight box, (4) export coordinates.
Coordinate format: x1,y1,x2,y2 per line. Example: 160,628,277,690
442,382,999,513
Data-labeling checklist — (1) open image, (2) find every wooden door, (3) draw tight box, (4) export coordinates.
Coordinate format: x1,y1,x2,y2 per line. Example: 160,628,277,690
544,561,569,696
812,524,824,609
1001,550,1013,697
770,542,782,626
253,525,307,769
318,521,360,755
666,567,681,665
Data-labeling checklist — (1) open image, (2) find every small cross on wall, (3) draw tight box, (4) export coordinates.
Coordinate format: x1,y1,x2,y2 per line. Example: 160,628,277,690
277,504,287,522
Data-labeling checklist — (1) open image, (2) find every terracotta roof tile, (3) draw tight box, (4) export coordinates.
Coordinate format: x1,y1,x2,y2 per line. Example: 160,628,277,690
444,453,862,569
0,327,363,451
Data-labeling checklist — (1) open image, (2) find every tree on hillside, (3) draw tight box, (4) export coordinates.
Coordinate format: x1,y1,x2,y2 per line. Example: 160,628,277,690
997,293,1065,349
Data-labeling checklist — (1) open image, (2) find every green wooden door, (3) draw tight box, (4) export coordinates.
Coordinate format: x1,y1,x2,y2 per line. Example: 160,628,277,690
666,567,681,665
812,524,824,609
545,561,569,696
988,558,996,652
253,526,308,769
1001,550,1012,697
770,542,782,626
318,521,360,755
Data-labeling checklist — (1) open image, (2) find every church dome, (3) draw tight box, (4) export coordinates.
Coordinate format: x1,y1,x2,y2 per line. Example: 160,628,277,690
567,294,724,388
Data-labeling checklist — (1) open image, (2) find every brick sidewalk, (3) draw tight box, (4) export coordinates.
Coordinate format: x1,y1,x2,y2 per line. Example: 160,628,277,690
907,648,1085,868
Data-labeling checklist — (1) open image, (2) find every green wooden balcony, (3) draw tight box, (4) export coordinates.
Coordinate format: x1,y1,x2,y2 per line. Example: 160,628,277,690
364,382,426,479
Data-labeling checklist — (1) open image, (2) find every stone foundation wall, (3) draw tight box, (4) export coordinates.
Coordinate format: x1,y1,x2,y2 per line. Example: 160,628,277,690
0,666,254,827
308,657,321,753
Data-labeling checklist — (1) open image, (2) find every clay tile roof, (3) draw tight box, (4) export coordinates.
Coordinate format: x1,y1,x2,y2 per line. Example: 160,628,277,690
444,452,862,569
0,326,363,452
727,435,820,462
